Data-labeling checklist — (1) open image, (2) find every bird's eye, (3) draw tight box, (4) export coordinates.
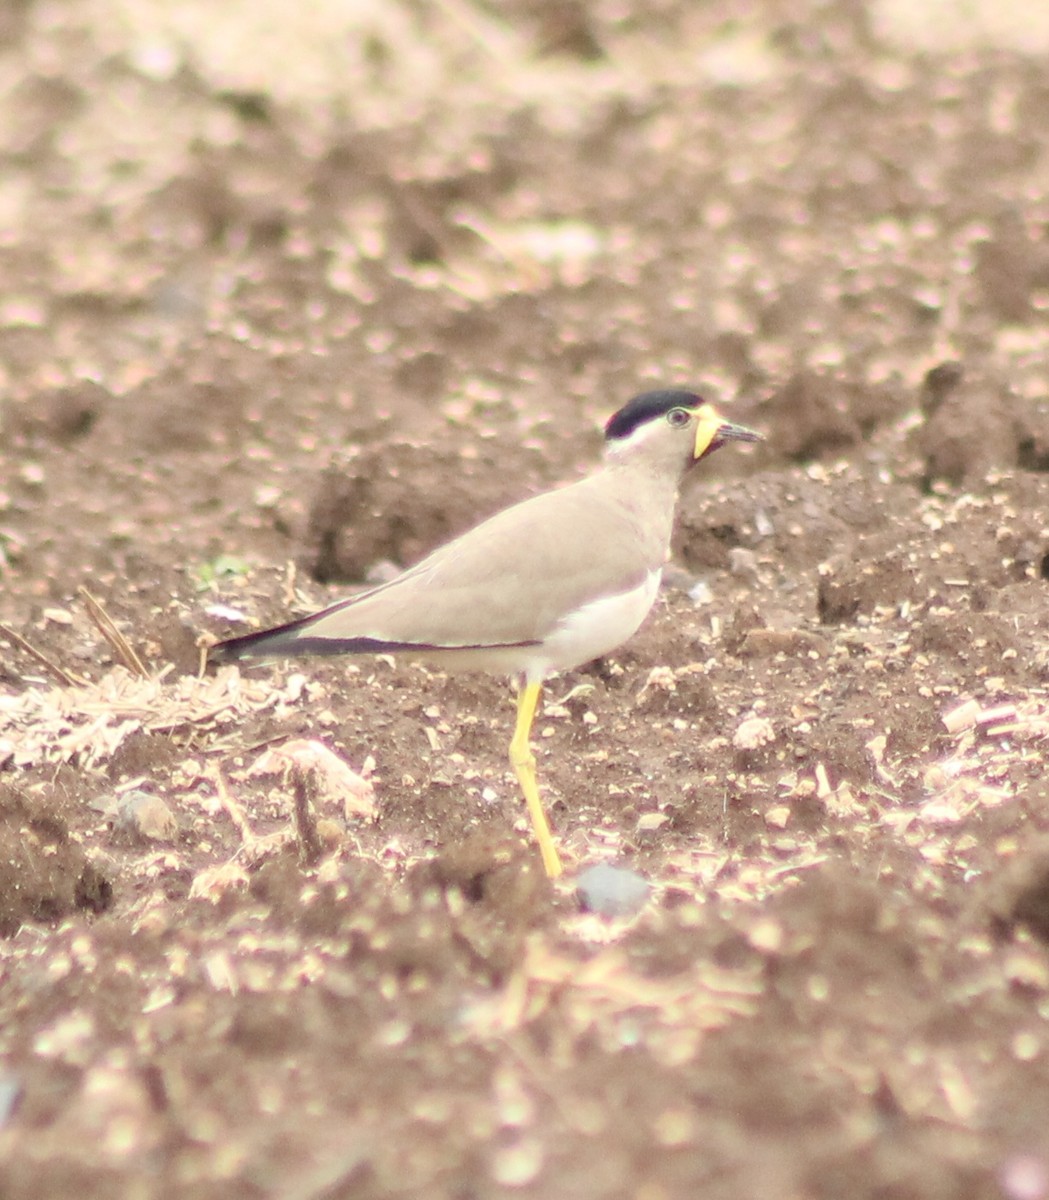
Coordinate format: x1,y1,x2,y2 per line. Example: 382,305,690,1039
666,408,691,428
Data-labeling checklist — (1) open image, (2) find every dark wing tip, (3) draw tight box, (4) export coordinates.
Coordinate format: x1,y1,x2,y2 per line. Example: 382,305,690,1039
208,612,330,664
210,625,544,663
208,627,281,664
604,388,704,441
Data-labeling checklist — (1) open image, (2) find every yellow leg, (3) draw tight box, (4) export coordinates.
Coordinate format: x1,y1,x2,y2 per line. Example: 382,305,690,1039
509,681,563,879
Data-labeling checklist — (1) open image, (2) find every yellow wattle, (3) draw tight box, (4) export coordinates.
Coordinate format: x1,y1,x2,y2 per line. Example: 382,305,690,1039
692,405,724,459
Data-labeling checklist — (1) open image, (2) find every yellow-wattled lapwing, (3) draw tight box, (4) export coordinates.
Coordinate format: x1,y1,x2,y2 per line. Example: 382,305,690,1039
212,389,761,877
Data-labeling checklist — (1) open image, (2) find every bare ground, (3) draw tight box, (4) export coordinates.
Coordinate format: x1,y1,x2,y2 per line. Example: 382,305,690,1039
3,1,1049,1197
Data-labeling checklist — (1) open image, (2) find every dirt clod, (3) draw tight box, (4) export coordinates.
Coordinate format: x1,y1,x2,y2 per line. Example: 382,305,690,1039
0,787,114,934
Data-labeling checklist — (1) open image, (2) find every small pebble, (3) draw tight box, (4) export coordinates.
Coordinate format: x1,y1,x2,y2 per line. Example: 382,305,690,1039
688,578,713,605
728,547,760,579
204,603,249,623
754,508,775,538
576,862,651,918
733,715,776,750
365,559,401,585
635,811,669,834
113,791,178,843
661,564,697,593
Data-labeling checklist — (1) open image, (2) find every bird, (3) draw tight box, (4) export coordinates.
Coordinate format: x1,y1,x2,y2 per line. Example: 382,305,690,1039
211,389,761,879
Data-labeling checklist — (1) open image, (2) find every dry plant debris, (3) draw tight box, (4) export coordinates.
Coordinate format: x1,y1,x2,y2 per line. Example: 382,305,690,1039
0,666,316,770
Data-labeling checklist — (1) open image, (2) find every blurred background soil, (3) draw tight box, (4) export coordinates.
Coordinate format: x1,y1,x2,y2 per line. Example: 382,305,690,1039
2,0,1049,1197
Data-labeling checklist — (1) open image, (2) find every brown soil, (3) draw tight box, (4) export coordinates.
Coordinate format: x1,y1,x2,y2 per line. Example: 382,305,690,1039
3,2,1049,1197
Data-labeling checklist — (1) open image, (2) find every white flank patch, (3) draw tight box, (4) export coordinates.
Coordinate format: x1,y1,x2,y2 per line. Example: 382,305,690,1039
539,569,662,674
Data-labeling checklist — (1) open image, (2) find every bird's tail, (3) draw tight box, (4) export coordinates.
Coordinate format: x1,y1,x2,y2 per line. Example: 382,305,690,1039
210,609,425,665
209,613,323,664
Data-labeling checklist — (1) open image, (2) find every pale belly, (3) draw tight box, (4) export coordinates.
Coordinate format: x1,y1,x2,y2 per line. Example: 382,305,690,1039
393,570,663,682
537,568,662,673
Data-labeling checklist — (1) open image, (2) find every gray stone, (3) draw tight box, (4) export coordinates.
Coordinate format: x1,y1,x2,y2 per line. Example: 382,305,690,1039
576,862,651,919
113,791,178,843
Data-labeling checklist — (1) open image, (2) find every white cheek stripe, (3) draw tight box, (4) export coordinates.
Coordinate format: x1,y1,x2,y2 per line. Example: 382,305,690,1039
605,418,665,458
